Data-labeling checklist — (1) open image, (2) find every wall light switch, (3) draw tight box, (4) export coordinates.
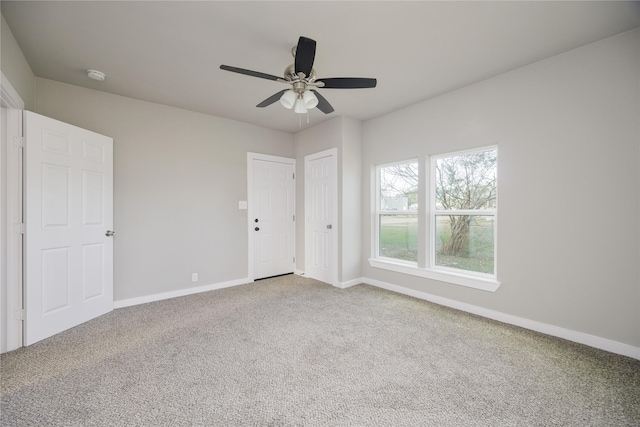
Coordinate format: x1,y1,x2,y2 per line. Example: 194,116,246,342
238,201,247,210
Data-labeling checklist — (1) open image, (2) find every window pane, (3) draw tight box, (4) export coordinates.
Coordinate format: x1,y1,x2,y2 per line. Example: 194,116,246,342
379,214,418,262
380,162,418,211
434,215,494,274
435,149,497,210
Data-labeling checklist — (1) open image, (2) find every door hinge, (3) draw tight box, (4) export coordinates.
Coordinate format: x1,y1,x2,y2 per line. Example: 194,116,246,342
293,257,296,263
13,309,24,321
12,136,24,148
293,173,295,179
13,223,25,234
293,215,295,221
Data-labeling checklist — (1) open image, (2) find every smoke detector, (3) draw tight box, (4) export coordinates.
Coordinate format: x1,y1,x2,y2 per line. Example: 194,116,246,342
87,69,106,81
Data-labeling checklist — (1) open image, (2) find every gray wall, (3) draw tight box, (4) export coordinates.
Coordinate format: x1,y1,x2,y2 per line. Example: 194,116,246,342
340,117,362,283
35,78,294,301
294,116,363,285
361,29,640,347
1,14,34,110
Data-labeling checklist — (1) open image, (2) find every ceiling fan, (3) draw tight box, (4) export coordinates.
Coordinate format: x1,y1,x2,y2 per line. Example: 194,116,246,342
220,36,377,115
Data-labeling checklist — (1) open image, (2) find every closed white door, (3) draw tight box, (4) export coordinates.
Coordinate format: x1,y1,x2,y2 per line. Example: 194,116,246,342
305,150,337,285
251,157,295,280
24,112,114,345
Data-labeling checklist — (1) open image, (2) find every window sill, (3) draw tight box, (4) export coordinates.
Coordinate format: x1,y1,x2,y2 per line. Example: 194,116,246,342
368,258,501,292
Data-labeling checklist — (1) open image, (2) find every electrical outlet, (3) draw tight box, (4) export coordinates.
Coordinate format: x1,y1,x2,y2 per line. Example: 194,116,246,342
192,273,198,282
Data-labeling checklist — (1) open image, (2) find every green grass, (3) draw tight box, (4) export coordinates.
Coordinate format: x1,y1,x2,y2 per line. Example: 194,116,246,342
435,254,494,275
379,219,418,262
380,215,495,275
435,216,494,274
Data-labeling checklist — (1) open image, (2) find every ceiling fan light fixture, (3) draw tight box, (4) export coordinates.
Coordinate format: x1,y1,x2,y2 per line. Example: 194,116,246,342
293,97,308,114
220,36,377,117
303,90,318,109
280,89,296,109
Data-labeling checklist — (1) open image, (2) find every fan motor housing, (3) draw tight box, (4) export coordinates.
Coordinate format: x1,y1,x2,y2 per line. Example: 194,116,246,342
284,64,316,82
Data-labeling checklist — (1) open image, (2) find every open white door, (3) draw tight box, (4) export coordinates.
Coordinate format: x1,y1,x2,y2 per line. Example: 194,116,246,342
24,112,113,345
305,149,337,285
248,153,295,280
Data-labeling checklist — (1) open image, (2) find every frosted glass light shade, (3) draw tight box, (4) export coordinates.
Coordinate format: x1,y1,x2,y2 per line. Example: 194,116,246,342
280,90,296,109
293,97,308,114
303,91,318,109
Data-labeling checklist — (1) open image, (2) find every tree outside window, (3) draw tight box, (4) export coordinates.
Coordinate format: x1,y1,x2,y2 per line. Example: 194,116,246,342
432,147,497,275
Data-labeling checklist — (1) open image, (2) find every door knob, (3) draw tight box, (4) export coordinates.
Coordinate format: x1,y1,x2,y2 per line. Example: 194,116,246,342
255,227,260,231
106,230,115,237
326,224,332,229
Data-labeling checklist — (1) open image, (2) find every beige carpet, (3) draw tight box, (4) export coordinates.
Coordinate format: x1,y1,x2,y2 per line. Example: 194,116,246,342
2,275,639,426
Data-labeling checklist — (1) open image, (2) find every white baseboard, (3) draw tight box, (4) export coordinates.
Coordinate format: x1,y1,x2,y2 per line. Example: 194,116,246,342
293,270,360,289
114,277,251,309
362,277,640,360
336,277,363,289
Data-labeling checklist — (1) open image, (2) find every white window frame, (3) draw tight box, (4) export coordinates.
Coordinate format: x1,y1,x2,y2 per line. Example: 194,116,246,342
369,146,500,292
374,159,419,265
430,146,497,279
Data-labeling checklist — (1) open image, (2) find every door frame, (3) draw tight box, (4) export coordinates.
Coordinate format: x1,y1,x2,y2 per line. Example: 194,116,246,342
1,72,25,352
246,152,296,281
304,148,338,286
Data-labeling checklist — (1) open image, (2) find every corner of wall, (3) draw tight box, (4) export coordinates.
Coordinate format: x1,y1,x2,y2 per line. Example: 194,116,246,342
339,116,363,283
1,13,36,110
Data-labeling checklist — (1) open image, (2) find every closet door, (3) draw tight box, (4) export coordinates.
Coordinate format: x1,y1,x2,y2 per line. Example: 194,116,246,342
24,111,114,345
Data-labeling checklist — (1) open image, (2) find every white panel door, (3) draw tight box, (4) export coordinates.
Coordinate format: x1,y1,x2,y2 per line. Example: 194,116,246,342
305,151,336,285
252,158,295,280
24,111,113,345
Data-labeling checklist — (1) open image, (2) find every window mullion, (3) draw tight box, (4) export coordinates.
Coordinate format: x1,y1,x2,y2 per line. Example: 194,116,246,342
419,157,428,269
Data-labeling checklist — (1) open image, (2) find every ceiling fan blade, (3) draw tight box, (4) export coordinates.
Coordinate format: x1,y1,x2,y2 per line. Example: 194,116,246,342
256,90,288,108
294,36,316,78
220,65,281,81
311,90,334,114
316,77,377,89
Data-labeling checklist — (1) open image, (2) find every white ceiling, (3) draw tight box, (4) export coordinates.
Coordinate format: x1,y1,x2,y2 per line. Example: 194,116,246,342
3,1,639,133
